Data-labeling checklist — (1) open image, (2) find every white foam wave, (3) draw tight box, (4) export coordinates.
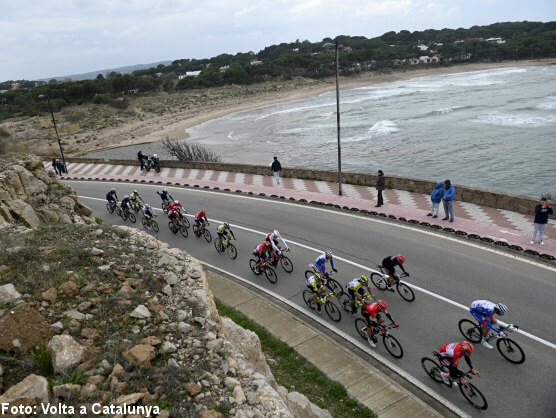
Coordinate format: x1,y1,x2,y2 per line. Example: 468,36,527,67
343,120,400,142
537,96,556,110
227,131,238,141
472,112,556,127
434,105,468,114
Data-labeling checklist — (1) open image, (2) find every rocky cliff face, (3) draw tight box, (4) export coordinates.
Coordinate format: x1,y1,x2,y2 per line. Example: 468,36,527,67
0,154,95,227
0,155,331,417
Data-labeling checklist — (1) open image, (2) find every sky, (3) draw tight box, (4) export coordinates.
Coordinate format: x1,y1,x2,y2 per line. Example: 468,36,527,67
1,0,555,81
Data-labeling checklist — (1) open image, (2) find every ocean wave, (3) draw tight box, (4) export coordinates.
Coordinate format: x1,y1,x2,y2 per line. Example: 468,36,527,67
433,105,471,114
343,120,400,142
472,112,556,127
537,96,556,110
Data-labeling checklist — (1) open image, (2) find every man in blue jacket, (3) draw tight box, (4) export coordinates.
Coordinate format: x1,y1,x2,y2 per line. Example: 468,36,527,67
442,179,455,222
427,182,444,218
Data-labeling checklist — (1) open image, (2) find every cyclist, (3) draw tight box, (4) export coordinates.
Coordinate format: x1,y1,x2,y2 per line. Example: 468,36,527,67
361,300,398,347
253,241,271,270
157,188,174,211
306,272,329,314
106,187,118,208
347,275,375,314
315,251,337,276
168,200,184,228
217,222,235,247
438,341,480,385
469,300,508,349
120,195,132,212
195,209,209,230
381,254,408,291
142,203,156,228
130,189,143,211
266,230,289,262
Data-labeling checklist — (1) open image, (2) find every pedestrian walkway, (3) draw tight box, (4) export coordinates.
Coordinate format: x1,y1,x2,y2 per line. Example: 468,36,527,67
47,161,555,258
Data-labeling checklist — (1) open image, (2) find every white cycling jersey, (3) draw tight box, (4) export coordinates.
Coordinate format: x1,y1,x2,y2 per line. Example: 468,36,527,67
267,232,288,252
347,278,360,289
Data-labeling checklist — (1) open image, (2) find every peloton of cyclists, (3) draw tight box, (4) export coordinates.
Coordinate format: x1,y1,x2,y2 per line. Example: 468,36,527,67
266,230,289,263
347,274,375,314
361,300,398,347
381,254,408,291
439,341,480,385
106,188,118,208
469,300,509,349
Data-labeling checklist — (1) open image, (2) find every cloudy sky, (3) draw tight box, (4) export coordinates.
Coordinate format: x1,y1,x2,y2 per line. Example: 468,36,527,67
1,0,554,81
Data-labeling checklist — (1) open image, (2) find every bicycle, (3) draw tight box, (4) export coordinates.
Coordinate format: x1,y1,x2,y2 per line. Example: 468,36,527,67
161,200,172,214
304,265,343,294
302,289,341,322
131,200,143,213
119,206,136,223
214,237,237,259
193,222,212,243
168,214,188,237
354,319,403,358
269,248,294,273
141,215,159,232
457,320,524,364
421,351,488,410
370,266,415,302
106,200,118,214
338,291,374,313
249,259,278,284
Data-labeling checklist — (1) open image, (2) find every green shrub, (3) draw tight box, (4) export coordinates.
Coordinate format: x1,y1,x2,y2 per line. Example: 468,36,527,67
92,94,111,104
32,344,53,377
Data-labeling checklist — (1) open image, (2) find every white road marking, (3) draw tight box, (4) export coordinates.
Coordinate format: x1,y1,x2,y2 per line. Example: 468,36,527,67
202,170,215,181
160,168,171,177
291,178,307,191
499,209,532,233
314,180,333,195
121,166,134,176
78,185,556,350
459,201,493,224
217,171,228,183
341,184,362,199
188,169,199,179
235,173,245,185
98,165,113,175
174,168,184,178
252,174,264,186
395,190,418,209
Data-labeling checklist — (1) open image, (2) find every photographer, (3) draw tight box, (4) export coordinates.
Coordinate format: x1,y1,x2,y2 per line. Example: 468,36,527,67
531,197,553,246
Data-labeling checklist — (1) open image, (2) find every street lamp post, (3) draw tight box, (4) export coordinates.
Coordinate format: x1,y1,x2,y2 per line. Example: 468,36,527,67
324,41,343,196
38,94,67,173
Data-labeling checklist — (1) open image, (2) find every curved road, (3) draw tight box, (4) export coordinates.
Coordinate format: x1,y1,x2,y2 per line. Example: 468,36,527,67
67,180,556,418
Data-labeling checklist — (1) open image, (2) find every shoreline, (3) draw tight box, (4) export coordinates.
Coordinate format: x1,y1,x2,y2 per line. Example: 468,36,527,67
27,58,556,157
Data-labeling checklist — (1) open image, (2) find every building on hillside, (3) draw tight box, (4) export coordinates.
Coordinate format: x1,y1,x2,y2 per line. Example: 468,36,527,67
343,46,353,52
431,55,440,63
419,56,431,64
393,59,404,66
219,65,229,73
454,40,464,44
407,57,420,65
292,48,299,52
417,44,429,51
184,71,201,77
486,37,506,44
155,72,162,77
250,60,263,66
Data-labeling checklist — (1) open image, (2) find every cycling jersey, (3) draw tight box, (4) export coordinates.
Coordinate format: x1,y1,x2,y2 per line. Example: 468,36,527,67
382,256,406,276
347,278,367,299
265,232,288,252
470,300,501,333
362,302,393,325
106,190,118,202
306,275,322,293
253,244,270,258
120,197,131,209
217,225,235,240
195,211,207,222
130,192,142,202
315,253,335,275
439,342,473,369
157,190,173,201
143,206,155,219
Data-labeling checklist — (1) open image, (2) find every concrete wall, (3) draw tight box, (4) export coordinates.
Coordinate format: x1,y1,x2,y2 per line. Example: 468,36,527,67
50,157,539,215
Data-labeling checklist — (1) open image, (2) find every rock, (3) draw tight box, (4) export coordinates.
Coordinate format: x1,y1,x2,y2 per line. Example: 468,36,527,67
53,383,81,400
117,285,134,296
162,285,172,296
6,199,40,227
245,391,260,405
123,344,156,368
287,392,333,418
161,341,176,353
59,281,79,297
0,283,21,303
116,392,145,406
177,309,188,321
47,335,86,374
81,328,100,339
183,382,202,397
157,253,176,268
198,411,224,418
98,265,111,271
77,300,93,311
87,375,105,385
225,377,240,388
233,385,246,404
109,363,125,379
94,229,103,236
64,310,92,321
41,287,57,304
164,271,179,285
167,358,180,369
51,321,64,332
0,374,49,405
130,304,151,319
80,383,99,401
59,196,76,211
141,336,162,346
0,303,54,353
90,247,104,256
157,410,170,418
178,322,191,333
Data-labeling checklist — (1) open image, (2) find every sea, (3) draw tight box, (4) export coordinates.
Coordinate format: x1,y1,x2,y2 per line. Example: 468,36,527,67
87,65,556,198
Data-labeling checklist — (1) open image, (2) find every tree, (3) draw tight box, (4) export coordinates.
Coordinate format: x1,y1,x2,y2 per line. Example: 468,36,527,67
96,74,104,80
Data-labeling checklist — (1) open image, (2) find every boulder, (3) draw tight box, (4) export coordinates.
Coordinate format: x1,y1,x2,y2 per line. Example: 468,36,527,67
0,374,50,405
23,158,44,171
59,281,79,297
41,288,57,304
116,392,145,406
130,304,151,319
6,199,40,228
164,271,179,285
59,196,76,212
184,382,202,397
0,204,13,222
0,283,21,303
123,344,156,368
47,335,86,373
74,200,93,217
198,411,224,418
286,392,333,418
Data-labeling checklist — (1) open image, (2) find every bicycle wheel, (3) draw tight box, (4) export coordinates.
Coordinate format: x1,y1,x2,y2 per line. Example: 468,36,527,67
182,217,190,228
421,357,444,383
370,273,388,290
106,203,114,214
264,266,278,284
127,212,136,223
280,256,294,273
116,206,123,218
302,290,316,309
459,382,488,410
457,319,482,343
168,221,177,233
203,228,212,243
396,282,415,302
193,225,200,237
337,292,353,312
354,318,368,340
141,217,147,228
304,269,314,280
382,334,404,358
324,301,341,322
249,259,261,275
327,278,343,294
227,243,238,260
179,223,188,237
496,338,525,364
151,220,159,233
214,238,224,253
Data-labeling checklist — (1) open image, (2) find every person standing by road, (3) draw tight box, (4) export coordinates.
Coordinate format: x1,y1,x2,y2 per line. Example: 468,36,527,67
442,179,455,222
271,156,282,185
52,158,59,175
375,170,385,207
55,159,64,176
531,197,553,245
427,182,444,218
138,150,145,170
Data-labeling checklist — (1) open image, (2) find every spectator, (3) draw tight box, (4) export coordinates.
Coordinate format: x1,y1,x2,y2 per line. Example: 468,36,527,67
375,170,384,207
442,179,455,222
51,158,59,175
427,181,444,218
271,156,282,185
138,150,145,170
55,159,64,176
531,197,553,245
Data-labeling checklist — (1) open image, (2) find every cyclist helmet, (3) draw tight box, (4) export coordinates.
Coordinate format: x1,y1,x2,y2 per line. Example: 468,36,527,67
396,254,406,264
495,303,507,315
124,194,129,199
360,274,369,284
224,222,229,228
377,300,388,311
273,230,280,237
325,251,333,259
163,188,168,192
174,200,179,204
110,187,115,192
145,204,152,210
153,154,158,158
134,189,138,194
462,341,474,355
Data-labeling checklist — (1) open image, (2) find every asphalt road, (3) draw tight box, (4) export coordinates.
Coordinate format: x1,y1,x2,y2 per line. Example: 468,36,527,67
67,180,556,418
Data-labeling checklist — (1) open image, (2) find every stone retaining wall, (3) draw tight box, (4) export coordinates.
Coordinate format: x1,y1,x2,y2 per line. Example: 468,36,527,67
47,157,539,215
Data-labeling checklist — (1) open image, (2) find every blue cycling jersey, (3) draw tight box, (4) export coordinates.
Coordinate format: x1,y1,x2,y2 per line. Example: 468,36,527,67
315,253,334,274
470,300,501,333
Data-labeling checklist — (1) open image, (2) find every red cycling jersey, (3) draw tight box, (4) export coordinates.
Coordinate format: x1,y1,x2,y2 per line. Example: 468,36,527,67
362,303,380,319
195,210,206,221
439,342,465,366
254,243,270,257
169,202,183,216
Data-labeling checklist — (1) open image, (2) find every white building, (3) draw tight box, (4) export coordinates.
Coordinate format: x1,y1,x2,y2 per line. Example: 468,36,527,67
184,71,201,77
486,37,506,44
417,44,429,51
250,60,263,66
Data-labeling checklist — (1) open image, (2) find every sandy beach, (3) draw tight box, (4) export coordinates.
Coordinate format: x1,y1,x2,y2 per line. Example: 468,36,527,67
11,58,554,157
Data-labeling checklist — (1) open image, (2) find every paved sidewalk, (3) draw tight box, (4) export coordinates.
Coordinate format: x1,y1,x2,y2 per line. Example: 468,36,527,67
48,162,555,257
